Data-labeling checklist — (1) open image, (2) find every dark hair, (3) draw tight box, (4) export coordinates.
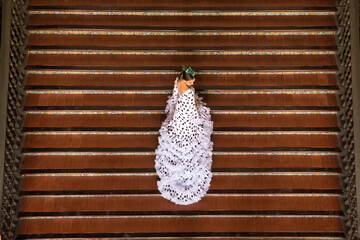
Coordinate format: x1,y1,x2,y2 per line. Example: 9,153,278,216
180,71,195,81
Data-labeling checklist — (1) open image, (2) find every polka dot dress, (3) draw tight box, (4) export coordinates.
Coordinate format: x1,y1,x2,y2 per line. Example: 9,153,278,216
155,77,214,205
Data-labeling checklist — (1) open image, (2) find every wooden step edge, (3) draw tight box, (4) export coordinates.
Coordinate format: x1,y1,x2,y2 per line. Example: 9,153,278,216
19,189,344,195
19,210,344,217
15,235,346,240
28,9,336,16
22,127,341,132
20,167,342,174
27,29,337,36
26,0,337,8
23,106,341,111
23,85,339,91
15,237,346,240
19,192,342,197
19,214,343,219
22,130,339,136
21,147,342,153
24,65,339,71
24,89,338,95
26,46,338,51
24,109,339,115
26,69,338,75
21,172,341,177
27,49,337,55
22,150,339,156
26,25,338,31
27,5,338,11
15,234,346,240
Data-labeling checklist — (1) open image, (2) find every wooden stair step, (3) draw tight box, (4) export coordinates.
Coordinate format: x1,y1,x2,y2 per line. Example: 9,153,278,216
19,194,342,212
24,110,339,128
27,0,336,8
21,152,340,170
12,237,349,240
27,11,335,28
18,215,343,235
25,71,338,87
20,172,341,191
22,131,339,149
24,89,338,107
27,30,336,47
26,50,336,67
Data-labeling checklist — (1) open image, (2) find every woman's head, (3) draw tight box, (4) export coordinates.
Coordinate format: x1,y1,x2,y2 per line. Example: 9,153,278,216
180,66,196,86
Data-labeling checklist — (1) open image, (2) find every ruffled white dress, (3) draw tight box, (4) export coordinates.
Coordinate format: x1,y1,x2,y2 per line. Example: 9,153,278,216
154,77,214,205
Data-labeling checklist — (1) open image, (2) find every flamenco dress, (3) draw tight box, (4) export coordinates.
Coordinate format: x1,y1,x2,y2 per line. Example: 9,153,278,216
154,77,214,205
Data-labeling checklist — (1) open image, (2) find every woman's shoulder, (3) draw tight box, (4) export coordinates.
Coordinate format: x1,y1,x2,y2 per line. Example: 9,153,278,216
187,86,195,96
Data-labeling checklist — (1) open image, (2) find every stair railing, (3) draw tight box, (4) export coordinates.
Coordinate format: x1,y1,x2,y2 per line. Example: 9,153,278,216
0,0,28,239
335,0,360,238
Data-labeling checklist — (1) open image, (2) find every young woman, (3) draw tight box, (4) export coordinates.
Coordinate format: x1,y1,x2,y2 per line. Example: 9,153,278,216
154,66,214,205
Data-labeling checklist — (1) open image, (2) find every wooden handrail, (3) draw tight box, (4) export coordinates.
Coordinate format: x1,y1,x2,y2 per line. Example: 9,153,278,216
0,0,12,225
349,0,360,237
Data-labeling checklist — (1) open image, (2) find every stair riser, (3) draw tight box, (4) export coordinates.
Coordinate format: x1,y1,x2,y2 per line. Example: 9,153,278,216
18,216,343,235
20,174,341,191
19,195,342,212
26,54,337,67
28,15,335,27
22,134,339,148
27,34,336,47
25,73,337,87
24,113,339,128
25,93,338,107
21,154,340,170
28,0,336,7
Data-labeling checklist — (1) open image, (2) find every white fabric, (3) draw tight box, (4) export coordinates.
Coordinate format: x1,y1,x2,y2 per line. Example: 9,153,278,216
154,77,214,205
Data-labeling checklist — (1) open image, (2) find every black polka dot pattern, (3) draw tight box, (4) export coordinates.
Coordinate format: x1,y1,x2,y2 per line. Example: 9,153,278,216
155,77,214,205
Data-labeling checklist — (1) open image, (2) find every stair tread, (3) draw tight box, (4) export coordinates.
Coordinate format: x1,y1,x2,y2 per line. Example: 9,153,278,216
28,28,337,32
22,152,340,169
27,35,336,49
18,215,343,234
26,53,337,69
22,132,339,149
28,9,337,13
27,14,336,29
21,173,341,192
24,111,339,128
27,25,338,31
24,91,338,108
25,70,338,88
28,0,337,8
28,6,338,10
27,46,338,50
19,194,342,212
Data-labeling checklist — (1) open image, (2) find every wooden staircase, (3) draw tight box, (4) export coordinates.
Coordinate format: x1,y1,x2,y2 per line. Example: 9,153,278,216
18,0,344,238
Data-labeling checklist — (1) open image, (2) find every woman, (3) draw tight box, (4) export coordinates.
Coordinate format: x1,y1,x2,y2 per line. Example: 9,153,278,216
154,66,214,205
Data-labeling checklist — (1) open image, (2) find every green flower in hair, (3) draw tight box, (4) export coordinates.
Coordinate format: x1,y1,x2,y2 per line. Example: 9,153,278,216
182,66,195,77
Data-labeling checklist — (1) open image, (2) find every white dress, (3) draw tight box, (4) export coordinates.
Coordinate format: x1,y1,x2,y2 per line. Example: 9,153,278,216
154,77,214,205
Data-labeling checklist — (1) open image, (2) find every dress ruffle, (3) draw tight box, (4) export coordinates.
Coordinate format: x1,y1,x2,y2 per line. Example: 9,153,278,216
154,77,214,205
